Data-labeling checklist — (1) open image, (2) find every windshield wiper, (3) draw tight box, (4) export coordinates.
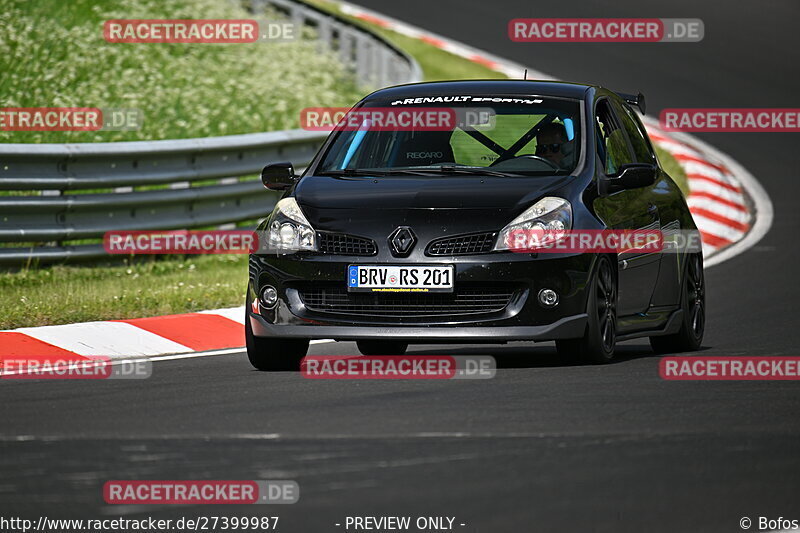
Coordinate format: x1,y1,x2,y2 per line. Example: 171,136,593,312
433,165,524,178
318,167,530,178
316,169,390,177
317,168,451,177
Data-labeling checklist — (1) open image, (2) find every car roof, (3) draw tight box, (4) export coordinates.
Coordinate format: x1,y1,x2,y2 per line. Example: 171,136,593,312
363,79,595,101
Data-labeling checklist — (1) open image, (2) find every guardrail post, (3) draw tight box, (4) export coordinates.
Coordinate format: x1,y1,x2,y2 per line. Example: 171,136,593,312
317,15,332,46
339,28,356,70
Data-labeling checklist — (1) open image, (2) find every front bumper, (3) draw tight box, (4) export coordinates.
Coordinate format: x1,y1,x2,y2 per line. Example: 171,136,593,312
248,252,596,343
249,312,588,342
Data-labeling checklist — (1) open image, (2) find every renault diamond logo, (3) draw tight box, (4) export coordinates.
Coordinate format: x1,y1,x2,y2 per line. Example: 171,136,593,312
388,226,416,257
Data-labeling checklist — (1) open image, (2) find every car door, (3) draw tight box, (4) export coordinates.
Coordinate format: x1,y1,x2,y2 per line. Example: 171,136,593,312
612,99,682,310
592,98,661,317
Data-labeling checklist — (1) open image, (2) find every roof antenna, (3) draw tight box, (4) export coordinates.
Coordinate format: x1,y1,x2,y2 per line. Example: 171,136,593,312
523,69,528,80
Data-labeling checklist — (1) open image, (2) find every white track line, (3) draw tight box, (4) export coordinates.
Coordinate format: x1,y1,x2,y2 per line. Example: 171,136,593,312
139,339,335,363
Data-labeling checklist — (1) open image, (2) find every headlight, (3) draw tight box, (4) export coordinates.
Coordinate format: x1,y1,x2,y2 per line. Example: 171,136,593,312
494,197,572,251
268,198,317,252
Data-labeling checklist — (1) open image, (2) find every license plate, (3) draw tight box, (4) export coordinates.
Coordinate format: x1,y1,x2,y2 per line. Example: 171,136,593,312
347,265,454,293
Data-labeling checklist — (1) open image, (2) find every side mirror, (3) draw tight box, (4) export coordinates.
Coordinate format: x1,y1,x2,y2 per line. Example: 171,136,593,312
261,162,296,191
605,164,657,194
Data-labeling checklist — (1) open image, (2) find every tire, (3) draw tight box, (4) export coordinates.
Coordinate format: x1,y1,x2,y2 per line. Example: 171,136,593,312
245,315,309,371
356,340,409,356
650,253,705,354
556,255,617,364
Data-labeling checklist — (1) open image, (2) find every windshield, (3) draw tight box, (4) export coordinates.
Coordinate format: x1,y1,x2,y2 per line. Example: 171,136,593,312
316,95,582,176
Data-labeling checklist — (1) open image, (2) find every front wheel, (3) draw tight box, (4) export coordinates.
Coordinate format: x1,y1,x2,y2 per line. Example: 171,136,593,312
650,253,705,354
556,255,617,364
245,316,309,371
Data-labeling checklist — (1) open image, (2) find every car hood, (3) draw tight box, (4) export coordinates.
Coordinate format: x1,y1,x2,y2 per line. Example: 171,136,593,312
294,174,574,236
296,175,572,210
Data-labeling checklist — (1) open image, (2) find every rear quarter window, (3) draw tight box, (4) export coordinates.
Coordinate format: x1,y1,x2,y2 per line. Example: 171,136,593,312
614,100,656,164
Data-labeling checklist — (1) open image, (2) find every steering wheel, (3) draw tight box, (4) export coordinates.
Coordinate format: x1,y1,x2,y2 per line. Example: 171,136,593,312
490,154,561,171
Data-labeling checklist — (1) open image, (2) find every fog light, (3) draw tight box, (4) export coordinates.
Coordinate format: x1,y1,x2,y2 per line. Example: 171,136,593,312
260,285,278,308
538,288,559,308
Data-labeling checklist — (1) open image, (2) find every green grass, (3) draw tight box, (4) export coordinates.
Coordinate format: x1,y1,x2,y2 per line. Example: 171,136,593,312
0,255,246,329
0,0,689,329
0,0,362,143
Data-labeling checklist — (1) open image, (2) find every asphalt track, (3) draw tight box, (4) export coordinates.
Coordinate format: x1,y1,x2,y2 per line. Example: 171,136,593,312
2,1,800,531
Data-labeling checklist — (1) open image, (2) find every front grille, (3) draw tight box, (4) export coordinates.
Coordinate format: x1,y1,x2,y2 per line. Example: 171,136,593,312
317,232,377,256
426,232,496,256
298,284,515,317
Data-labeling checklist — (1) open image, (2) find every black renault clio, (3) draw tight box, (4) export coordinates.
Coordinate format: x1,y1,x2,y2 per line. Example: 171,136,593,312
246,80,704,370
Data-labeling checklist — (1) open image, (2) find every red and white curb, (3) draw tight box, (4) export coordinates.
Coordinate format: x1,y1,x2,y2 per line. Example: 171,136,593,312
0,308,247,367
0,2,772,364
0,306,338,368
642,117,752,255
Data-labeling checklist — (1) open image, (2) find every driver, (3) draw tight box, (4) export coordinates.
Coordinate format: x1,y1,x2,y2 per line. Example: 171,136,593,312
535,122,574,169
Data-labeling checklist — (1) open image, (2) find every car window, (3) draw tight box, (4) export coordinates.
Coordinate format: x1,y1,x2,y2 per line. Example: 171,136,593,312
595,99,633,175
316,98,582,176
613,100,655,164
450,114,570,166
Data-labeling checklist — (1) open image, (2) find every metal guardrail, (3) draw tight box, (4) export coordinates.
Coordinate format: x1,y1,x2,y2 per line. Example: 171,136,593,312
0,130,328,264
0,0,423,265
260,0,422,88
